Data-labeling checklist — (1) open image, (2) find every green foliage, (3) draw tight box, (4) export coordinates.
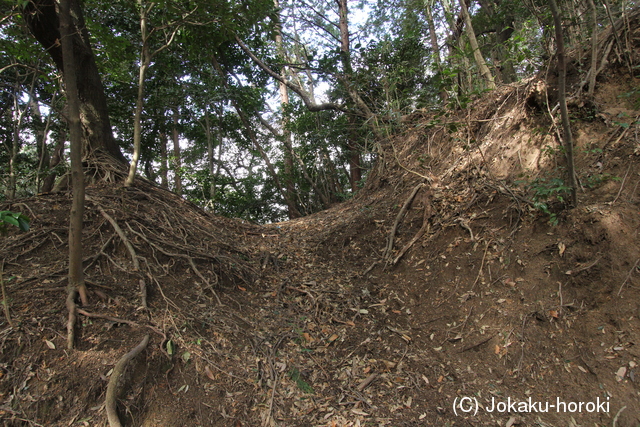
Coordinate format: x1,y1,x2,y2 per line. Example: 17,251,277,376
584,173,620,189
0,211,30,233
288,368,314,394
521,174,571,225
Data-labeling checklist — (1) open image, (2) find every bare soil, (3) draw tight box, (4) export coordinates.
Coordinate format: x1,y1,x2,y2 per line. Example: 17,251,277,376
1,68,639,427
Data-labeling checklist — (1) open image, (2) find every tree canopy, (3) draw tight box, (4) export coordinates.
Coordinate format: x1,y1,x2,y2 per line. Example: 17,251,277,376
1,0,633,221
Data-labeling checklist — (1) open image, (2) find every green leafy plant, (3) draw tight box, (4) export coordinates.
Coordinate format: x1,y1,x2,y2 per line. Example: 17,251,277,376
520,175,571,225
288,368,314,394
0,211,30,233
584,173,620,189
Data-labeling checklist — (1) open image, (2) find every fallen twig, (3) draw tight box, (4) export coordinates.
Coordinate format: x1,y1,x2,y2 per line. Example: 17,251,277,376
106,334,150,427
459,334,497,353
470,240,492,290
611,163,631,204
356,373,377,392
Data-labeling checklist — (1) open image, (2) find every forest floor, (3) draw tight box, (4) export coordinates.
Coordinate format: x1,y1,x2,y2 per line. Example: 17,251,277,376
1,63,640,427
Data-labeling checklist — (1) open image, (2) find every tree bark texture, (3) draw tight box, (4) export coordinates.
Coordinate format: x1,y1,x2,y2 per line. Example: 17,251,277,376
23,0,124,162
549,0,578,206
459,0,496,89
60,0,87,311
172,108,183,196
275,0,301,219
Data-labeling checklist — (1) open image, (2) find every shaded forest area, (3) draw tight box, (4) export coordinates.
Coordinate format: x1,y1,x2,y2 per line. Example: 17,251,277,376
1,0,640,426
2,0,635,221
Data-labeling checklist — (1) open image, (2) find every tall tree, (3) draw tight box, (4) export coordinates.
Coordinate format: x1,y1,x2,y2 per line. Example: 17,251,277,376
458,0,496,89
23,0,124,161
548,0,577,206
59,0,86,350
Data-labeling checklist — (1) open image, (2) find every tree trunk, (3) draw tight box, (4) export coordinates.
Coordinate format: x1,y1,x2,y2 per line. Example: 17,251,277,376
211,55,301,217
40,132,65,193
31,95,52,193
275,0,300,219
337,0,364,192
549,0,578,206
478,0,517,83
587,0,598,96
172,107,183,196
60,0,87,339
424,1,448,102
159,132,169,189
23,0,124,162
204,109,215,200
125,1,152,187
458,0,496,89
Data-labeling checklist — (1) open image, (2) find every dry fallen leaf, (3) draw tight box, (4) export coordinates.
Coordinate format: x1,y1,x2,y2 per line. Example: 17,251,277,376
558,242,566,257
45,339,56,350
204,365,216,381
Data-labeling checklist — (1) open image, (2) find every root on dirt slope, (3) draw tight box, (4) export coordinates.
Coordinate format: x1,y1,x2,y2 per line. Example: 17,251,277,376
0,13,640,426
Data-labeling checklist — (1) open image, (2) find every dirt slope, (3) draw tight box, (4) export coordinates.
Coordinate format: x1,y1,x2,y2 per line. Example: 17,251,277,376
1,59,640,427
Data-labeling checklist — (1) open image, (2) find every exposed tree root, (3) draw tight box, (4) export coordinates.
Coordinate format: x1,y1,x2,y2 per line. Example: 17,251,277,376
392,195,432,266
91,199,139,270
105,334,150,427
383,182,425,263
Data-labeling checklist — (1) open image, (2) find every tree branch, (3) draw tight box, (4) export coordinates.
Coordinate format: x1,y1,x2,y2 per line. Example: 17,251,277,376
233,34,347,113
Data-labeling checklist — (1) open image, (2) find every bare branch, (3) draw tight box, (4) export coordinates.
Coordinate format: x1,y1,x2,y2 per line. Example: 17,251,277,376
233,34,347,113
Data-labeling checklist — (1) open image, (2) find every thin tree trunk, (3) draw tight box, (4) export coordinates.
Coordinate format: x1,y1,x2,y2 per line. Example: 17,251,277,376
204,109,215,199
172,108,182,196
125,1,152,187
587,0,598,96
40,132,65,193
458,0,496,89
159,132,169,188
9,82,20,200
275,0,300,219
211,55,301,217
60,0,87,352
425,1,448,102
259,116,332,208
549,0,578,206
32,94,54,193
211,105,224,205
337,0,363,192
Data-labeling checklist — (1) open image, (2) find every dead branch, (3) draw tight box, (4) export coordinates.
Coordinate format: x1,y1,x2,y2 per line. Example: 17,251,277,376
105,334,150,427
383,183,425,263
356,373,377,392
470,240,493,291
